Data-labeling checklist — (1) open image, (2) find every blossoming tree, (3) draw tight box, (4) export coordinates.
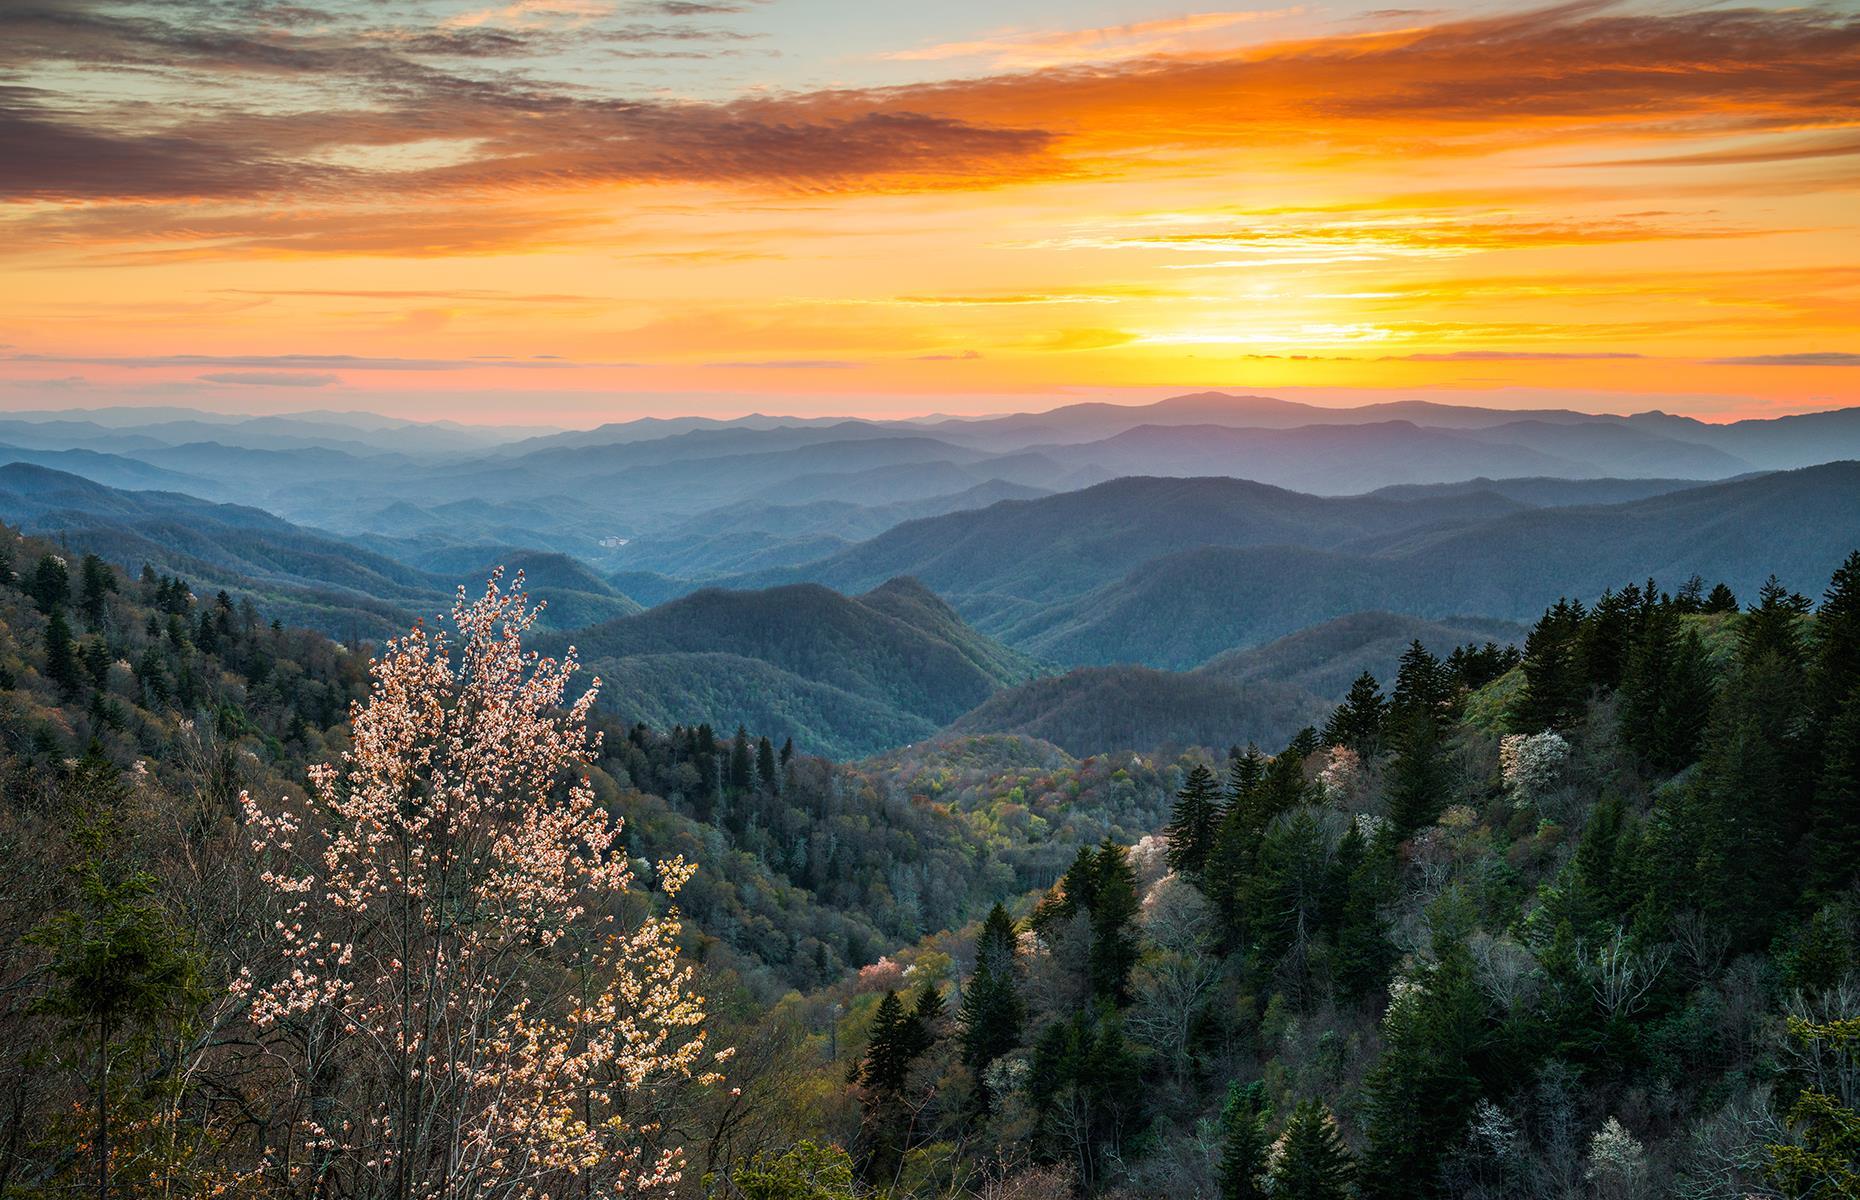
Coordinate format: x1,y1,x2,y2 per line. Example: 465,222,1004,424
238,572,725,1199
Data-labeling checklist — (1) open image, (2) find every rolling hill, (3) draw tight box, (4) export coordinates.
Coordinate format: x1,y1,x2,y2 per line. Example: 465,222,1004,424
0,465,637,638
943,665,1331,757
1194,611,1526,699
541,577,1045,757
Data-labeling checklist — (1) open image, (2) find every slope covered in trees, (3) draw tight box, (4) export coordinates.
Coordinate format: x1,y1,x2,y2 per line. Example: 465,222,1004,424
752,463,1859,668
1196,611,1525,699
674,552,1860,1199
0,463,640,638
548,577,1045,756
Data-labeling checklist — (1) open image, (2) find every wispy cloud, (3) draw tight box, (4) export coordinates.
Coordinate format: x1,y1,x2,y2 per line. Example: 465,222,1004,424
1708,352,1860,367
198,371,341,387
881,9,1302,68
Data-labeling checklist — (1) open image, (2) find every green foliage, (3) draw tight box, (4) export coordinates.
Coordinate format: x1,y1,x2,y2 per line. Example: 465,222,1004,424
732,1140,860,1200
1269,1100,1355,1200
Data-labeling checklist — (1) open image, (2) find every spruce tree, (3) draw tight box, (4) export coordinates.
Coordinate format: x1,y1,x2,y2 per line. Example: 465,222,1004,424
1324,671,1386,757
1087,841,1141,1005
1270,1100,1355,1200
29,812,200,1200
1165,763,1222,875
1360,921,1488,1200
1215,1081,1269,1200
45,607,83,699
756,735,778,792
959,905,1023,1094
30,553,70,614
1510,602,1587,730
1703,582,1739,613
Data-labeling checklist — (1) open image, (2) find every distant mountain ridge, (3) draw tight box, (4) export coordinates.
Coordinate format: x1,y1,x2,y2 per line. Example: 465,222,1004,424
538,576,1045,758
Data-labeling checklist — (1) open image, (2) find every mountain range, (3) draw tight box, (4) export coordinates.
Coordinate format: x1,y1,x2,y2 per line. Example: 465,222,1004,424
2,395,1858,758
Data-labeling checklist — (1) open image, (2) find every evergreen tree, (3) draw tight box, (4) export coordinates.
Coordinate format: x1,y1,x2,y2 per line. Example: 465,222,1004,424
1324,672,1386,757
1360,917,1488,1200
728,725,754,793
1165,763,1222,875
1087,841,1141,1005
756,735,778,791
44,607,83,699
78,554,115,627
959,905,1024,1096
1740,574,1812,670
859,990,916,1098
1270,1100,1355,1200
1216,1081,1269,1200
1620,608,1714,772
29,812,201,1200
1703,582,1739,613
1510,601,1587,730
1807,686,1860,899
1812,551,1860,737
31,553,70,614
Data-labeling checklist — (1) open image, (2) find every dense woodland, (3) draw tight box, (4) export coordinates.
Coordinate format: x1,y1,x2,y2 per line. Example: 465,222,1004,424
3,516,1860,1198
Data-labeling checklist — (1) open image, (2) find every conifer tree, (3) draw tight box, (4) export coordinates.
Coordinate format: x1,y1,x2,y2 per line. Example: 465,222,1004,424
1740,574,1812,670
1510,601,1587,730
1703,582,1739,613
1088,841,1141,1005
1270,1100,1355,1200
1360,915,1488,1200
756,734,779,791
1165,763,1222,875
44,607,83,699
31,553,70,614
959,905,1023,1095
1811,551,1860,738
1324,672,1386,757
78,554,115,628
29,810,201,1200
1215,1081,1269,1200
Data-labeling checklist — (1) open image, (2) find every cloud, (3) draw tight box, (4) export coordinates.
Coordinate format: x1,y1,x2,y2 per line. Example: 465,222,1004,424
881,10,1302,68
1392,350,1647,362
704,359,860,369
6,352,638,372
1708,352,1860,367
198,371,341,387
913,350,984,361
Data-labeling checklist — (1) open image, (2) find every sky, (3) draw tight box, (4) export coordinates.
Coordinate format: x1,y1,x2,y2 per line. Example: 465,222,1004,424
2,0,1857,425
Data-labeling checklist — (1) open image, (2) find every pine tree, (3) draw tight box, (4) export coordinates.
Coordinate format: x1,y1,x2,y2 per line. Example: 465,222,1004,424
1324,672,1386,757
859,990,915,1098
1807,686,1860,899
29,812,201,1200
1812,551,1860,738
1740,574,1812,670
1510,601,1587,730
78,554,115,628
1165,763,1222,875
31,553,70,614
959,905,1024,1096
1270,1100,1355,1200
728,725,754,793
1360,921,1488,1200
756,735,778,792
1703,582,1739,613
1620,608,1714,772
1215,1081,1269,1200
44,607,83,699
1087,841,1141,1005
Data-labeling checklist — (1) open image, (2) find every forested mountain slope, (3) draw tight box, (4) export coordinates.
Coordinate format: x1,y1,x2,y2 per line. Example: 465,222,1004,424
540,577,1045,757
753,463,1859,668
0,464,639,638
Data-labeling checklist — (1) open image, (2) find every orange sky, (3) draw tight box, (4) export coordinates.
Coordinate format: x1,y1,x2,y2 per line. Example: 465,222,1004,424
2,0,1856,424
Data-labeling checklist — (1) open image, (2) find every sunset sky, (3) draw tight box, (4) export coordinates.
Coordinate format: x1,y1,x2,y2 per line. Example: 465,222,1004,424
3,0,1857,424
